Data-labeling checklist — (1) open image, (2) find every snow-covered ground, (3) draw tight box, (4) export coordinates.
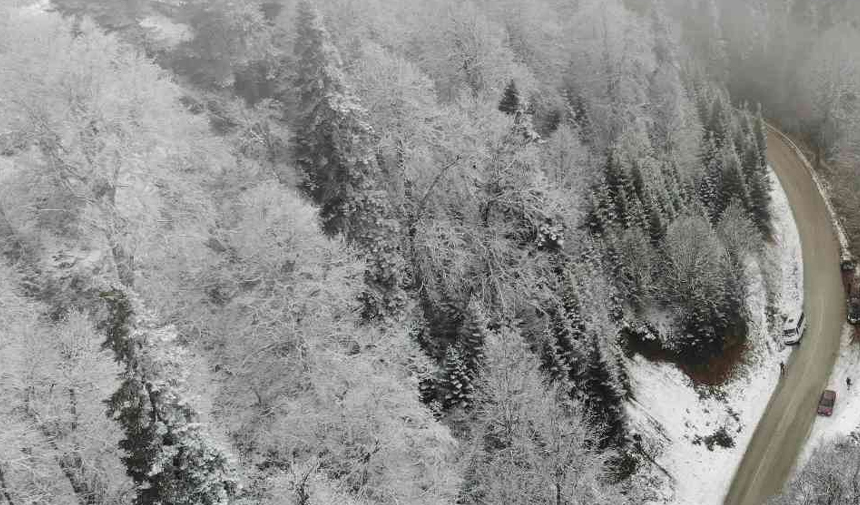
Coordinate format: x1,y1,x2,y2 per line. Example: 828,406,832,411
629,170,802,505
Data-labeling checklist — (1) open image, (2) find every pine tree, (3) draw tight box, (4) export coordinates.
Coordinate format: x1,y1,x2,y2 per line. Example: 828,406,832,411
293,3,377,237
457,300,488,375
355,191,409,320
733,105,752,157
583,335,628,448
747,167,772,235
547,275,591,402
100,291,238,505
661,161,687,216
587,183,617,234
754,104,768,166
691,74,713,125
567,93,593,144
719,143,750,213
741,108,773,235
541,309,574,384
741,130,760,178
292,2,406,319
698,156,722,222
604,150,636,228
707,95,728,149
643,188,667,245
293,0,377,237
498,79,520,115
439,346,474,410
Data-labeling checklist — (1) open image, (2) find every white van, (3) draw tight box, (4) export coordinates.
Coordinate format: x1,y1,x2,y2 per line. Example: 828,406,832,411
783,311,807,345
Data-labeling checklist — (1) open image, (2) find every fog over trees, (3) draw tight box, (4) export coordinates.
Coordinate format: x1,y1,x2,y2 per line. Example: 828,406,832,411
0,0,858,503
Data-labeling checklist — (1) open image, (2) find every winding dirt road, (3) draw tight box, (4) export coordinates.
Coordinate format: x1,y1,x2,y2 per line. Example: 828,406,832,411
723,129,844,505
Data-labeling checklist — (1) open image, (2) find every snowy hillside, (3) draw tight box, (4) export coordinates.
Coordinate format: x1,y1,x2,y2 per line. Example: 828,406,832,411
629,169,802,505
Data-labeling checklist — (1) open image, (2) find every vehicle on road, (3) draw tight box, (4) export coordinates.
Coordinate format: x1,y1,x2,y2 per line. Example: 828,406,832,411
782,311,806,345
841,257,855,294
817,389,836,416
841,256,860,324
849,296,860,325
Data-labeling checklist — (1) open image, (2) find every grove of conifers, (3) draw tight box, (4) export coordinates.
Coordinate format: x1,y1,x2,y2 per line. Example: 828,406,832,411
1,0,859,504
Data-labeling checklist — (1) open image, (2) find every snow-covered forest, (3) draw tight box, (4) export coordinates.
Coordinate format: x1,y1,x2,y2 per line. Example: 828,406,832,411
1,0,860,504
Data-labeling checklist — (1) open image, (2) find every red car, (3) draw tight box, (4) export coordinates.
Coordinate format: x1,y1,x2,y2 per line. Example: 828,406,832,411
817,390,837,416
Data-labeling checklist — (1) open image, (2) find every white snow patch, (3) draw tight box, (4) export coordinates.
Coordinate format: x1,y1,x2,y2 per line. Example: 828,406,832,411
632,168,803,505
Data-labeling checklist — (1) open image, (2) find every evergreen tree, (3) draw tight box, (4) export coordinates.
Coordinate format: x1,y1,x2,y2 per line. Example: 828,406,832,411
421,299,490,412
456,300,489,374
541,307,574,384
698,154,722,221
603,150,637,228
754,104,768,166
747,166,773,235
498,79,520,115
587,182,617,234
642,188,667,245
101,291,238,505
439,346,474,410
740,108,773,235
583,335,628,448
293,2,406,319
741,132,760,177
707,94,729,149
567,92,593,144
662,161,688,216
354,191,409,320
293,1,376,236
719,143,750,213
752,106,773,233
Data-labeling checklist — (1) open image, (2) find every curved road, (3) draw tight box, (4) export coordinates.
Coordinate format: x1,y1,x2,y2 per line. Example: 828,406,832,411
723,129,844,505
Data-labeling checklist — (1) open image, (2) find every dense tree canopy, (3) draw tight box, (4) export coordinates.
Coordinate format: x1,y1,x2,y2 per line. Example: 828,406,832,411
0,0,801,503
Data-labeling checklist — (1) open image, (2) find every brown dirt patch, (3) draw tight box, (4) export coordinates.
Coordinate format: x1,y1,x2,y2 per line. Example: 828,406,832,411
624,330,749,387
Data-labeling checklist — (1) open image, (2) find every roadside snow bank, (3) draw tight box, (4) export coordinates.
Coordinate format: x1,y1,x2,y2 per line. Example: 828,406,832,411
631,169,802,505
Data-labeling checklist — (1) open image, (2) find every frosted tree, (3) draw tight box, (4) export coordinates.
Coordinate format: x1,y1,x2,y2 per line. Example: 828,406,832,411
661,215,729,358
462,327,634,505
101,291,239,505
768,438,860,505
798,23,860,164
0,15,218,290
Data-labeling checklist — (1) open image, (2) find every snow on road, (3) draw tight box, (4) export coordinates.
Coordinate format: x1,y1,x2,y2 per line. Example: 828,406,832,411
630,170,802,505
